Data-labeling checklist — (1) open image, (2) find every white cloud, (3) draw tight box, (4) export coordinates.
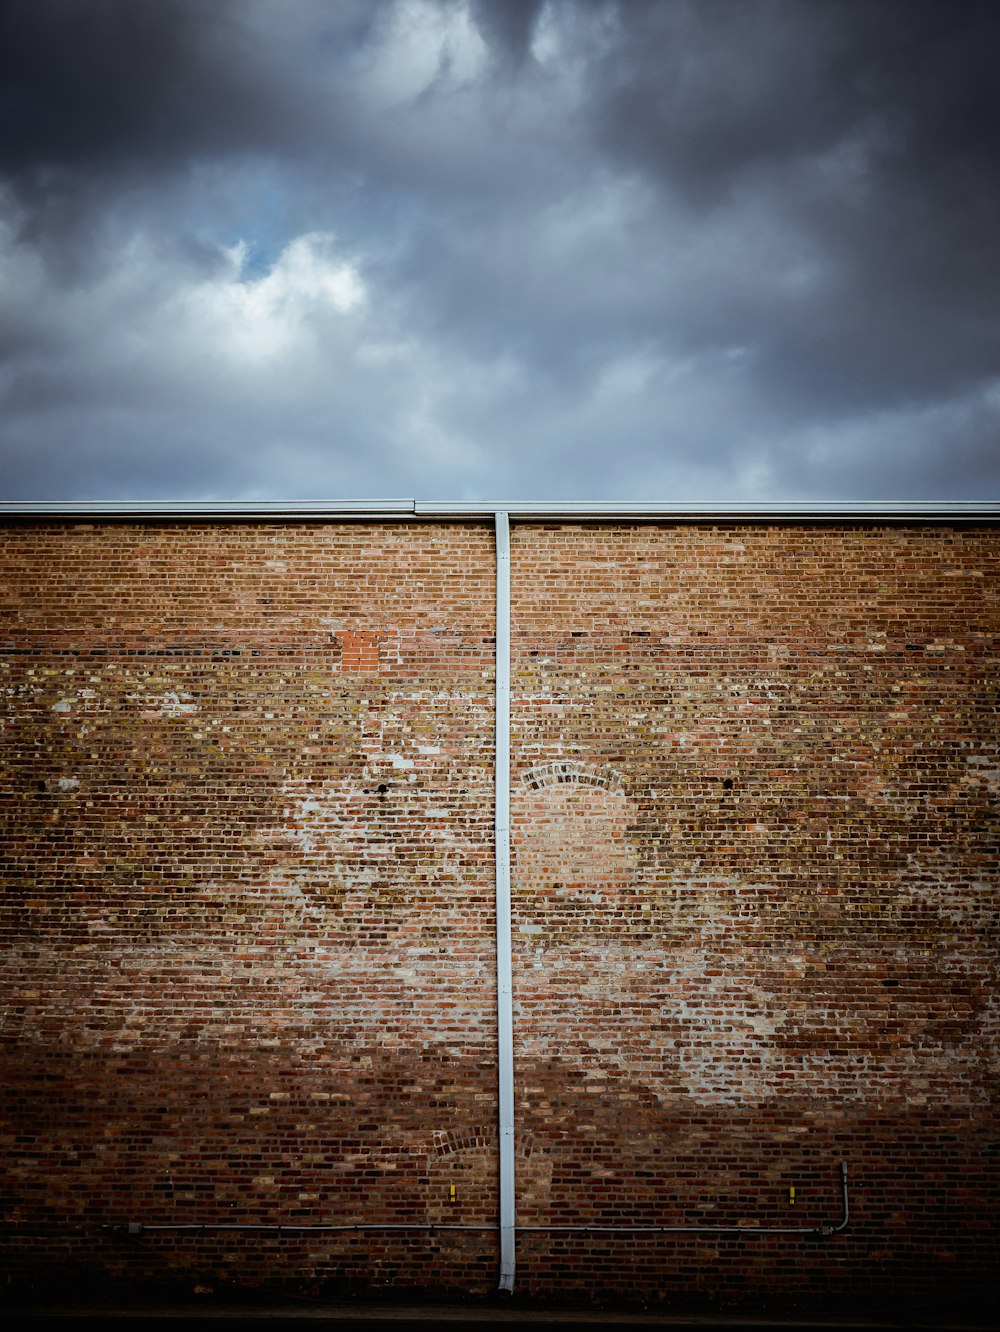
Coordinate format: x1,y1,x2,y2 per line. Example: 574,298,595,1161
365,0,487,105
185,233,366,364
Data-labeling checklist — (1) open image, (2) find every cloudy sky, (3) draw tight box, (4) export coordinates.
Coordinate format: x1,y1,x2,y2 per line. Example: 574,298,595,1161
1,0,998,502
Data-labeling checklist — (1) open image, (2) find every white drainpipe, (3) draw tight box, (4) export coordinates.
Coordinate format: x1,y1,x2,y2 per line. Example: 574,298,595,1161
494,511,516,1293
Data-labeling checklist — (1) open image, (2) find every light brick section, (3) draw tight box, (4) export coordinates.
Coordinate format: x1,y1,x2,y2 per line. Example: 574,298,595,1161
0,519,997,1314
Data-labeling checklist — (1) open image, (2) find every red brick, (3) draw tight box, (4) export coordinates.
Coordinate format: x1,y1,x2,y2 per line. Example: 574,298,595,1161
0,519,996,1314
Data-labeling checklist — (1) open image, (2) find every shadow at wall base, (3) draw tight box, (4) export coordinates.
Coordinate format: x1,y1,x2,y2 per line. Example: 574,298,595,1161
1,1260,997,1325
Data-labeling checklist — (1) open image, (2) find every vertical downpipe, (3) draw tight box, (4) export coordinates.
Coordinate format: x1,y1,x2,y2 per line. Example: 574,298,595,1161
494,511,516,1294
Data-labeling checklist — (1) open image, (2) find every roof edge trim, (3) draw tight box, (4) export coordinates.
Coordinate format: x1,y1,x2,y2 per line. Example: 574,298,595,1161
0,500,416,521
416,500,1000,521
1,499,998,523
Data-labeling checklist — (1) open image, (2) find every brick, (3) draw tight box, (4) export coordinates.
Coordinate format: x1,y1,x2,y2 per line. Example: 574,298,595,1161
0,519,996,1314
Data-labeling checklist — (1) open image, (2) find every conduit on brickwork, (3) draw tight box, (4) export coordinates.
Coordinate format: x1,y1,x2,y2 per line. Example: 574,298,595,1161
493,509,517,1294
113,1160,849,1239
517,1163,851,1237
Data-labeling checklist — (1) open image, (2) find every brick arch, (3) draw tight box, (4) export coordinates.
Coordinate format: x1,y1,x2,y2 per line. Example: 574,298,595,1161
431,1126,538,1161
518,761,623,793
513,766,637,902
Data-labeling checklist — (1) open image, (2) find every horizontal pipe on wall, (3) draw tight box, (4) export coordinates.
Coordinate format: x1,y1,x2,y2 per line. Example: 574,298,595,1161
108,1163,848,1240
111,1223,496,1234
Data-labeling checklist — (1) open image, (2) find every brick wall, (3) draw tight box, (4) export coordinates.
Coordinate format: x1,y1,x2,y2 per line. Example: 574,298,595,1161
1,520,997,1313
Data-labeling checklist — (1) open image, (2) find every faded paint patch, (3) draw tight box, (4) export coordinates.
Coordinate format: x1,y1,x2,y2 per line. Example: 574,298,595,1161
513,767,995,1105
127,689,199,717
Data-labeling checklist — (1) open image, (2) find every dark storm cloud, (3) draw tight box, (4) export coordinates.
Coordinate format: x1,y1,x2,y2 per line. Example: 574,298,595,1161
0,0,998,501
592,1,1000,198
578,0,1000,417
468,0,547,63
0,0,384,261
0,0,299,187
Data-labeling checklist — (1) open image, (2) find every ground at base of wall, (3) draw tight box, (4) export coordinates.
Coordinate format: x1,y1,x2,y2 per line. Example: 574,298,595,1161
1,1315,996,1332
2,1290,996,1332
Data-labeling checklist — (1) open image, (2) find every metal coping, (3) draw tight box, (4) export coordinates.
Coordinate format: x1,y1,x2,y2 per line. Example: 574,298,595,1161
1,499,998,523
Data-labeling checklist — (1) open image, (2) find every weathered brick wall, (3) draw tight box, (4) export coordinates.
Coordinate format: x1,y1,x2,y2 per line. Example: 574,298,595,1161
0,523,500,1298
1,520,997,1313
509,523,998,1310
